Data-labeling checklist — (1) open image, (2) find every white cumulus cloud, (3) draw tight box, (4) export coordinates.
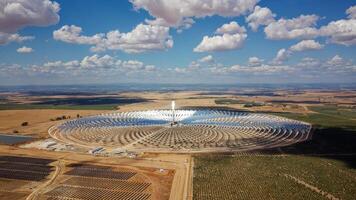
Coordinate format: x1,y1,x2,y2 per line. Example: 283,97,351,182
129,0,258,29
215,21,246,34
35,54,157,74
17,46,33,53
319,18,356,46
0,0,59,45
246,6,275,31
194,22,247,52
325,55,352,67
317,6,356,46
272,48,291,64
53,24,173,53
0,0,60,33
272,40,323,64
53,25,103,45
248,56,264,66
296,57,321,68
289,40,324,51
264,14,319,40
346,5,356,19
0,32,34,45
198,55,214,63
208,64,292,75
80,54,118,68
194,33,247,52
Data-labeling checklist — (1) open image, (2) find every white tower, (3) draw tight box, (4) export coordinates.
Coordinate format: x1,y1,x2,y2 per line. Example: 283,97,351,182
171,101,175,123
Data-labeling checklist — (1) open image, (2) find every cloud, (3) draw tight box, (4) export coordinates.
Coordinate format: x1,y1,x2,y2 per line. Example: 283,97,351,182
204,56,292,75
319,18,356,46
215,21,246,34
209,64,292,75
272,48,291,64
325,55,352,67
248,56,264,66
180,55,217,72
289,40,324,51
80,54,119,68
0,0,60,33
42,60,80,69
0,64,23,75
295,55,356,74
17,46,34,53
246,6,275,31
0,0,59,45
323,55,355,73
264,14,319,40
96,24,173,53
346,5,356,19
194,33,247,52
317,6,356,46
229,64,292,74
174,67,189,73
122,60,144,70
129,0,258,29
144,65,156,71
145,17,194,33
0,32,34,45
3,53,355,84
263,6,356,46
53,24,173,53
272,40,323,64
53,25,103,45
269,53,356,78
296,57,321,68
194,22,247,52
39,54,156,73
198,55,214,63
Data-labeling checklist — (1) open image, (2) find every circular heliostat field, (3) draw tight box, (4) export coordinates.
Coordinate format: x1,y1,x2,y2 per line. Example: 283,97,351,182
49,109,311,153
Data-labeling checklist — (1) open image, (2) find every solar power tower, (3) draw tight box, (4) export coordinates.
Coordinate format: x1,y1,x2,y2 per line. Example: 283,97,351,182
172,101,175,123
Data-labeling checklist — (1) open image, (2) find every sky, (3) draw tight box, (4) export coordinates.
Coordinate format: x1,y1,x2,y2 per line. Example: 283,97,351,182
0,0,355,85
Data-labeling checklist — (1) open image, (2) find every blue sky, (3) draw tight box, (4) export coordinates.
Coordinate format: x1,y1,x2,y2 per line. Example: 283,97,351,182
0,0,355,85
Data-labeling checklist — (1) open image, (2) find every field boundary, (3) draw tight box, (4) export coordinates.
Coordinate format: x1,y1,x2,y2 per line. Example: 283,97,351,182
282,173,339,200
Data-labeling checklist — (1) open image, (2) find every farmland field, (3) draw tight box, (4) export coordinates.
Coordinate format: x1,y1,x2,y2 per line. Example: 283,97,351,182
194,154,356,200
193,105,356,200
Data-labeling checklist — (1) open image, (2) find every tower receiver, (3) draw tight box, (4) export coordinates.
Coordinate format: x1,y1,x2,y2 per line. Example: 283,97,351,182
171,101,178,126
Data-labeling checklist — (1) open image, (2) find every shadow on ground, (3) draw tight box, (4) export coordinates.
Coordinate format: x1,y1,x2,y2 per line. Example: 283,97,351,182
35,97,149,105
260,127,356,168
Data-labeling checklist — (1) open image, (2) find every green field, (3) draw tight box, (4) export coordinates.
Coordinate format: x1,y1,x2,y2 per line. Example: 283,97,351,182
215,98,246,105
0,104,118,110
276,105,356,129
193,105,356,200
194,155,356,200
0,96,147,110
215,98,264,107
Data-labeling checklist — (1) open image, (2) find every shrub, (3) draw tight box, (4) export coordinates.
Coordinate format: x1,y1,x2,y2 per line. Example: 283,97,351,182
21,122,28,126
